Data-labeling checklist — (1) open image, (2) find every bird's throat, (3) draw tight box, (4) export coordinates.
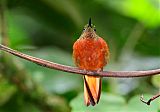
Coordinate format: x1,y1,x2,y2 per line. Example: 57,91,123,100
81,32,98,39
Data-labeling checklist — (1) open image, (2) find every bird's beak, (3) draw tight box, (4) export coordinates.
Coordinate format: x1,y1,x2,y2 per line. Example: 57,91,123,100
88,18,92,27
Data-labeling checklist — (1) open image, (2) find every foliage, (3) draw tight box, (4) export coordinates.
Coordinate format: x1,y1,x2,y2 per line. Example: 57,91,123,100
70,93,160,112
0,0,160,112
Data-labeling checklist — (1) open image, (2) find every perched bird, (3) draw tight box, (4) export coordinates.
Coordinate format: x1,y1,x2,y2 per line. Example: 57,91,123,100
73,18,110,106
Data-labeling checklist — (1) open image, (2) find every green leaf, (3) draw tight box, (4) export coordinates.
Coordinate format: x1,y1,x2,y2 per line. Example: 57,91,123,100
128,95,159,112
70,92,126,112
152,75,160,88
6,11,30,47
0,99,41,112
0,78,17,106
96,0,160,28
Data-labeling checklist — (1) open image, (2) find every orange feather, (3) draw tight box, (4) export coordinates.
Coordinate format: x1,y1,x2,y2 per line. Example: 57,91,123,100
73,19,109,106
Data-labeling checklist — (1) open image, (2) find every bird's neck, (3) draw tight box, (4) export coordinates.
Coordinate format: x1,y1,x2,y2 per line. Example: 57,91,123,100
80,32,98,39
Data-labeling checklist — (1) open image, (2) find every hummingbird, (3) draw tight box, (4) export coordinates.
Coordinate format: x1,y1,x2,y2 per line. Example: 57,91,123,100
73,18,110,106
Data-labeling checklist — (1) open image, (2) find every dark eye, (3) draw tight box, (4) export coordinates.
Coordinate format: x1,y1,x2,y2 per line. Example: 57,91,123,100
83,28,85,31
94,28,96,31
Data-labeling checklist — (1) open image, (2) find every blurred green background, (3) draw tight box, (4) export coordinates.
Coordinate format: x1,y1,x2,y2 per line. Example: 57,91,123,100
0,0,160,112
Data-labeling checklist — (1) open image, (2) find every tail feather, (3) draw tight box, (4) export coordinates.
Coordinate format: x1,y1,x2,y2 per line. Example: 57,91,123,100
84,75,101,106
97,78,102,104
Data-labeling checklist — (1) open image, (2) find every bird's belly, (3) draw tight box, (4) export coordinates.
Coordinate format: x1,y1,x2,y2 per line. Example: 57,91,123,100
79,52,104,70
74,41,106,70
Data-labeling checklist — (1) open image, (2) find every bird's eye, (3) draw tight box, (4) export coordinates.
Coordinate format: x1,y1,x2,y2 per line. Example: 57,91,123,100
94,28,96,31
83,28,85,31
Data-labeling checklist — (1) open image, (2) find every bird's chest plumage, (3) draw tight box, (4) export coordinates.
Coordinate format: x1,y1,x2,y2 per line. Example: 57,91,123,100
73,37,109,70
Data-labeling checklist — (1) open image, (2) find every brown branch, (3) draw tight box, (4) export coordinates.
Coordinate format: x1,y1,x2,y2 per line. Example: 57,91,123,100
140,93,160,105
0,44,160,78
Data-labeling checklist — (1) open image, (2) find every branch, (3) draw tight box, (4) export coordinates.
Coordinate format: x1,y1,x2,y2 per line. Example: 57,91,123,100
140,93,160,105
0,44,160,78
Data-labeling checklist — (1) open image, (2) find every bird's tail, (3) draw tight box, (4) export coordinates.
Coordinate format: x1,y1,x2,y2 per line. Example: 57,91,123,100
83,75,101,106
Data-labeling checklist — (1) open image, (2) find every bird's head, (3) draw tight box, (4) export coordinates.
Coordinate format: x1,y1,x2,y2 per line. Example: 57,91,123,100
81,18,97,39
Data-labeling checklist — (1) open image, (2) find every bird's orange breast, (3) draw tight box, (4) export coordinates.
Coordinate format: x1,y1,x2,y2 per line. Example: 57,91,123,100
73,37,109,70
